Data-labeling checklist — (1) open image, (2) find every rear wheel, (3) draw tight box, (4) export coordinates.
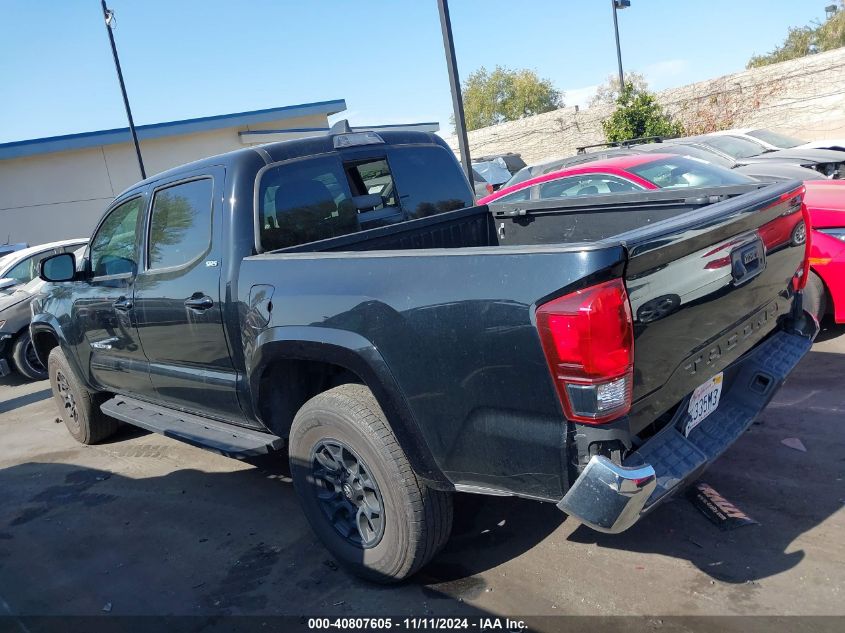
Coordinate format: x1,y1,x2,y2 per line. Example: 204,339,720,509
288,384,452,582
47,347,117,444
12,331,47,381
803,271,827,323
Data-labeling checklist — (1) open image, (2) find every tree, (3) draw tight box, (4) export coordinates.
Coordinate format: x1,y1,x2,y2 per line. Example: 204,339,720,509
589,72,648,107
461,66,563,131
602,82,685,143
748,1,845,68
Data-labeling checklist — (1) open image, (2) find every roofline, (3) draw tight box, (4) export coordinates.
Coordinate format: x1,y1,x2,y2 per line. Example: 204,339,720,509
0,99,347,161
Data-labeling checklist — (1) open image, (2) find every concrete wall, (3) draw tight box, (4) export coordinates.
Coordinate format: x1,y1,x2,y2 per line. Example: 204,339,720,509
446,47,845,167
0,113,328,245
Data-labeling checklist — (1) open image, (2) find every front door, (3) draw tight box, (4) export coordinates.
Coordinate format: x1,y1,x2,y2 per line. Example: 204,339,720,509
132,171,242,421
74,195,153,396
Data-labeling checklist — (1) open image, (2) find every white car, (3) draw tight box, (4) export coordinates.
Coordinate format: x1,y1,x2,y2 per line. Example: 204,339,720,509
0,238,89,293
710,128,845,152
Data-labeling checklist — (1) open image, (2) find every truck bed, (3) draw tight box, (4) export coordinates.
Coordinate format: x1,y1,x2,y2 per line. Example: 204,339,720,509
273,183,772,253
246,180,807,500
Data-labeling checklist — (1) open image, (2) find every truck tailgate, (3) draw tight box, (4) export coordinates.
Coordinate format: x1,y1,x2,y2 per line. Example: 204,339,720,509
619,181,807,435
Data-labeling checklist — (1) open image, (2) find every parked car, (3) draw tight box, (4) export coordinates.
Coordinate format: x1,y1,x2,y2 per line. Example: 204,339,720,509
474,152,526,175
621,141,826,182
0,239,88,379
801,181,845,324
0,243,28,258
480,153,754,204
31,128,815,582
679,133,845,179
503,141,823,189
482,152,842,324
471,158,513,191
471,167,494,198
709,128,845,153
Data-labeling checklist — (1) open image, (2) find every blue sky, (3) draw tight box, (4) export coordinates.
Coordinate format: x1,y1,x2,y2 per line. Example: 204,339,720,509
0,0,829,143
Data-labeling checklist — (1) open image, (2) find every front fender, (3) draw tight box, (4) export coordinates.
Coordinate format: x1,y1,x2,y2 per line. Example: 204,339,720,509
30,315,88,387
249,325,450,487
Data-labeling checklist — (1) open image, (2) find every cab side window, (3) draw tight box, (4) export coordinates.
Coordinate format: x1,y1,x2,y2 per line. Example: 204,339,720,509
90,197,142,277
147,179,214,270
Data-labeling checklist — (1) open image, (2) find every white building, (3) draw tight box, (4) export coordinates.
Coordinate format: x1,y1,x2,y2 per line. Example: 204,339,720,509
0,99,438,245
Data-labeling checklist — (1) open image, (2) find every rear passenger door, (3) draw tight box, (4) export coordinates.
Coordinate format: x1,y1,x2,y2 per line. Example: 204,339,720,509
132,169,242,421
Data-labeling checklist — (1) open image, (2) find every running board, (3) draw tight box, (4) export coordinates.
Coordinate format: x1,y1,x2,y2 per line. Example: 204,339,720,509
100,395,284,458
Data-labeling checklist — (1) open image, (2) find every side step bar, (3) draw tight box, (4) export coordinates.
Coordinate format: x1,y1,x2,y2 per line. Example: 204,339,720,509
100,396,284,459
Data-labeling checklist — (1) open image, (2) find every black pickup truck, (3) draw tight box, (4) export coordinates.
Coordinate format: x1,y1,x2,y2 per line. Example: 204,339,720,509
32,127,816,582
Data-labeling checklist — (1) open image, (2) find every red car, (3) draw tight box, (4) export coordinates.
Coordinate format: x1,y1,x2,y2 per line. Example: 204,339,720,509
479,153,844,324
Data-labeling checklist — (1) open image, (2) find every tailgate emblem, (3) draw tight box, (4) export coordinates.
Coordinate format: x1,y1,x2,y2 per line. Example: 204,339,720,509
730,238,765,285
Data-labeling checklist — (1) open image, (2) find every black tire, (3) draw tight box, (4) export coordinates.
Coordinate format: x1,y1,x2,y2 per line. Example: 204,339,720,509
47,347,117,444
11,330,47,381
804,271,827,323
289,384,452,583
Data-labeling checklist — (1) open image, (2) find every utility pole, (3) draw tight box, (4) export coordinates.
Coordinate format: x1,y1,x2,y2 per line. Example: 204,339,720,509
437,0,473,187
611,0,630,92
100,0,146,179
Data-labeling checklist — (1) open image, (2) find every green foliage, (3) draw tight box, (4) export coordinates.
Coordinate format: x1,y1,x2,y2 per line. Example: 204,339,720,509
601,82,685,143
748,1,845,68
461,66,563,131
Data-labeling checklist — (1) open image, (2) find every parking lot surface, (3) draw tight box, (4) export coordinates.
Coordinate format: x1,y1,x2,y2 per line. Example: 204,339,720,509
1,327,843,619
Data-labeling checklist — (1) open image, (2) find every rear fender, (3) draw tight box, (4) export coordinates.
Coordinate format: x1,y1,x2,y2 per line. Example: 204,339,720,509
249,325,450,487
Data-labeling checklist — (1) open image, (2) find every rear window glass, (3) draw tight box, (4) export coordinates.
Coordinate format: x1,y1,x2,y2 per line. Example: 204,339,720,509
258,155,357,251
388,146,473,219
257,145,473,251
628,156,752,189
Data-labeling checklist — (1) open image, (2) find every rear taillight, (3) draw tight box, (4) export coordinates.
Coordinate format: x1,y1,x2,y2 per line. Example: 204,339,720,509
536,279,634,424
486,183,494,195
794,201,812,291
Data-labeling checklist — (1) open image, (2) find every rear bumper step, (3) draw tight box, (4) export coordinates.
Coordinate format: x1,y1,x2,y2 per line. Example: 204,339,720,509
100,396,284,458
557,325,814,533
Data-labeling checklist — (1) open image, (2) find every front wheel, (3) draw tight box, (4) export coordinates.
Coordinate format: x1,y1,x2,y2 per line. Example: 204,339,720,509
47,347,118,444
288,384,452,583
12,331,47,381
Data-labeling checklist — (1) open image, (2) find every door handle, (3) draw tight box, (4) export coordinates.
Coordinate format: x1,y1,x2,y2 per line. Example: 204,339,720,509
185,295,214,311
113,297,133,311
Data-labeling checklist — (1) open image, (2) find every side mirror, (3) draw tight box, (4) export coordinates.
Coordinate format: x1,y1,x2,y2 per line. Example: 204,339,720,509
0,278,18,291
40,253,77,282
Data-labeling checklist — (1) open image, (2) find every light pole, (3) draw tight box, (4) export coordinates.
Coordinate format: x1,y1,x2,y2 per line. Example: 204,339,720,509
101,0,146,180
611,0,630,93
437,0,473,187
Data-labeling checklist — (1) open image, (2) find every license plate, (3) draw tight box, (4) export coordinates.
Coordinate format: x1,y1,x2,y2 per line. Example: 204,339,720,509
685,372,724,436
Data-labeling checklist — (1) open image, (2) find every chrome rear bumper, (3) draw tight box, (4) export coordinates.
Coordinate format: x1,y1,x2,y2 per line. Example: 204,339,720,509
557,325,814,533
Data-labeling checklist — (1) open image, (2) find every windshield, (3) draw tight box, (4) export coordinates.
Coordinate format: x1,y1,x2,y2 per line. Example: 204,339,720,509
747,129,806,149
0,254,13,274
627,156,753,189
703,135,767,159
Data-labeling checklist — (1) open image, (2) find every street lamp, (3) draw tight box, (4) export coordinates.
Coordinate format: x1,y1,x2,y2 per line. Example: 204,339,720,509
611,0,630,93
100,0,146,179
825,4,838,20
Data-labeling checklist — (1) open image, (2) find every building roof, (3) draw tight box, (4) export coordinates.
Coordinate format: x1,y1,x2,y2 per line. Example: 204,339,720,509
0,99,347,161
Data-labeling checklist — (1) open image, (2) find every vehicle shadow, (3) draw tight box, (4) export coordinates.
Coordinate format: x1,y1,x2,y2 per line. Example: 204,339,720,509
567,345,845,584
0,456,560,617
